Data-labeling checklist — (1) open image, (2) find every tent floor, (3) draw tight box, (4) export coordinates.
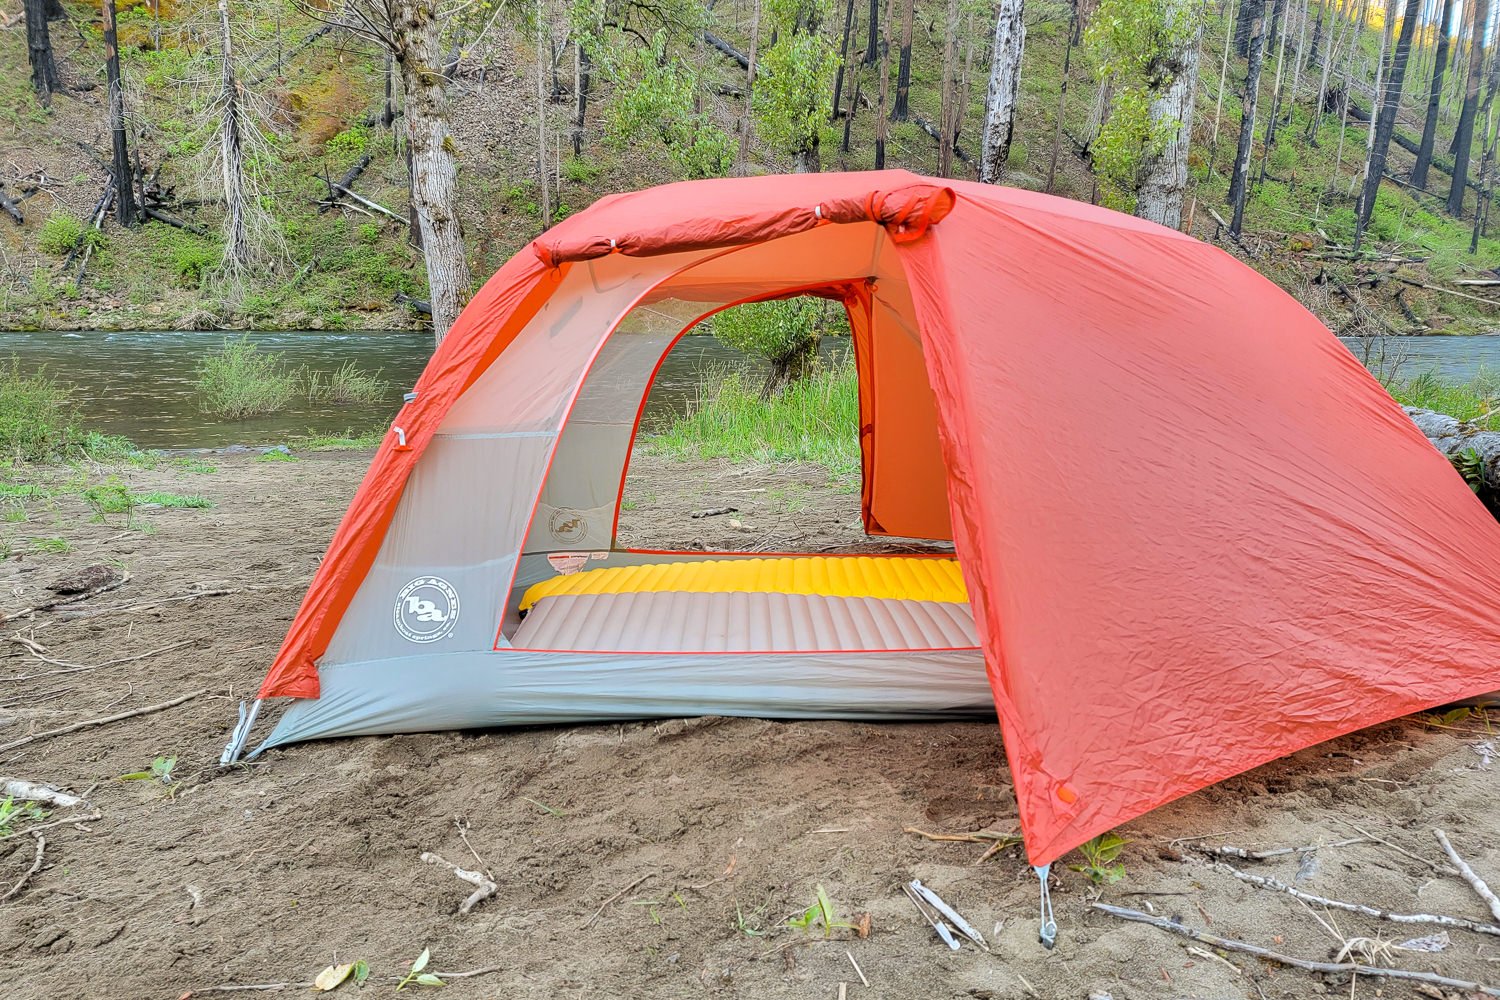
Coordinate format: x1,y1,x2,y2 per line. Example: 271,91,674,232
512,590,979,653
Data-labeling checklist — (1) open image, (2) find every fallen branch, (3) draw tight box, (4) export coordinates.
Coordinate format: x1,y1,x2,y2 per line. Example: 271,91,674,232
1203,836,1367,860
1,637,194,682
1091,903,1500,996
142,205,211,236
0,184,24,225
182,966,502,996
55,588,241,621
0,571,132,623
1395,276,1500,307
0,689,209,756
903,825,1015,844
0,778,84,809
1213,862,1500,937
1,833,44,903
0,809,101,841
316,155,373,214
1435,830,1500,924
581,872,653,928
326,183,404,222
420,851,497,915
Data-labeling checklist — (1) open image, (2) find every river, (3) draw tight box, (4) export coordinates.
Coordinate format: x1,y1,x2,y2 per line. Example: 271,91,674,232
0,331,1490,450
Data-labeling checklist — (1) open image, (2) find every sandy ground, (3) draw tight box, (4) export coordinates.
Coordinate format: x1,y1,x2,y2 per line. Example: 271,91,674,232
0,450,1498,999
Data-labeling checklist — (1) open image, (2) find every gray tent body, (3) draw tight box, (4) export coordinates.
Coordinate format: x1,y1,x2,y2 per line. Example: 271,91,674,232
249,224,989,757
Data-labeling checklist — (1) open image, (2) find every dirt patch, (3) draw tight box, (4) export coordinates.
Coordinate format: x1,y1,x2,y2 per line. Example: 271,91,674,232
1,451,1499,999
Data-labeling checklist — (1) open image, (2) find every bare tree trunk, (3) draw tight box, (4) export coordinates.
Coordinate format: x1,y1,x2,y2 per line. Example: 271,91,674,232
893,0,915,121
1046,2,1079,192
383,50,396,128
394,0,473,342
1137,0,1202,228
978,0,1026,182
572,42,591,157
1229,0,1269,236
102,0,139,228
738,0,762,175
938,0,958,176
1256,0,1290,181
216,0,250,272
24,0,61,104
1355,0,1397,198
1355,0,1422,248
1307,0,1325,68
535,0,551,226
1414,0,1457,187
875,0,893,167
1285,0,1310,122
865,0,878,65
1234,0,1256,56
1449,0,1490,215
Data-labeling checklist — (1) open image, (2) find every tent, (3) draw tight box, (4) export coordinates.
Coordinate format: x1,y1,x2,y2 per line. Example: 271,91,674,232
228,169,1500,877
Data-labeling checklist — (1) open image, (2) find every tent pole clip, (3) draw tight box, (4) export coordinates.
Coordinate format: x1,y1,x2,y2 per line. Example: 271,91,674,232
392,426,410,451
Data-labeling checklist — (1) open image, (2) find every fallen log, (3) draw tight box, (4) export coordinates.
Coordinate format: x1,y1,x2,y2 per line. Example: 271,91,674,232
142,206,210,236
317,154,373,214
1408,407,1500,492
0,184,23,225
326,182,403,222
702,30,749,69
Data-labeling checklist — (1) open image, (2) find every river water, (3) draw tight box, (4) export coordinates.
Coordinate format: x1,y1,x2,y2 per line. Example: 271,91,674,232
0,331,1491,450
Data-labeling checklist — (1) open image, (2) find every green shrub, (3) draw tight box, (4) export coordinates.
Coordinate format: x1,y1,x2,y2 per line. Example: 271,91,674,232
38,213,88,256
562,156,601,184
357,222,381,244
323,361,388,403
710,297,849,395
0,360,80,462
174,242,219,284
325,123,370,160
648,358,859,482
195,338,300,418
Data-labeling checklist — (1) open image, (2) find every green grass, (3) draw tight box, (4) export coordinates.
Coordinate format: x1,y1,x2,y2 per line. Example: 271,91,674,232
1386,369,1500,429
291,428,386,449
134,491,213,509
29,536,69,554
0,360,81,462
196,338,301,418
646,360,859,482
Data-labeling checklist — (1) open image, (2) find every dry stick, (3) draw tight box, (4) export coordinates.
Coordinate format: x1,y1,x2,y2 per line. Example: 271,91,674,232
0,689,209,756
1214,862,1500,937
1331,818,1455,875
0,572,132,623
1204,836,1367,860
55,589,241,621
1,832,45,903
1435,830,1500,923
0,778,84,808
420,851,497,915
580,872,653,928
183,967,503,995
846,950,868,987
1091,903,1500,997
0,638,195,682
0,810,101,841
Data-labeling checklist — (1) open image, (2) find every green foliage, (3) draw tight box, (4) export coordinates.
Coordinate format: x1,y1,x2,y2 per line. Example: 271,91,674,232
38,213,101,257
29,536,69,554
648,359,859,480
396,949,444,991
195,338,300,418
0,795,47,836
1386,369,1500,428
710,296,842,367
562,155,601,184
786,885,861,937
0,361,81,463
322,360,389,403
83,477,136,517
1071,831,1129,884
600,32,733,178
357,222,382,244
325,123,371,160
755,0,841,163
134,491,213,509
120,755,178,785
1085,0,1199,209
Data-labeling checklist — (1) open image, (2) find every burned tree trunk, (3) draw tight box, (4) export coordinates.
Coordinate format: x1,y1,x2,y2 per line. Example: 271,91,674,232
394,0,473,342
25,0,62,104
1413,0,1458,189
1137,0,1201,228
978,0,1025,182
1229,0,1269,236
572,42,591,157
893,0,915,120
1354,0,1422,248
102,0,139,227
864,0,878,65
1449,0,1490,216
831,0,857,123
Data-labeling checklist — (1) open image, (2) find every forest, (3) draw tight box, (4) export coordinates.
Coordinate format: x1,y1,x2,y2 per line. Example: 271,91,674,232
3,0,1500,337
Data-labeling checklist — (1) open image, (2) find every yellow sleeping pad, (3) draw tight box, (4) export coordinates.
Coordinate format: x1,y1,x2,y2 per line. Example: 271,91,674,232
520,556,967,612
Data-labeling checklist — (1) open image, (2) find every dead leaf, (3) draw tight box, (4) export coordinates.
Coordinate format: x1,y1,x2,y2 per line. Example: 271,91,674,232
314,964,354,991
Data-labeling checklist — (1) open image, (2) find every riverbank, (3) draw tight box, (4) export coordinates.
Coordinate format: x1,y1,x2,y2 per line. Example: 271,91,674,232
1,448,1499,998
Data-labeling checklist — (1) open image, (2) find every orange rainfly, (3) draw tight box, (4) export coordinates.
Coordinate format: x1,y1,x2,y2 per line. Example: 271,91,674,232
234,170,1500,878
